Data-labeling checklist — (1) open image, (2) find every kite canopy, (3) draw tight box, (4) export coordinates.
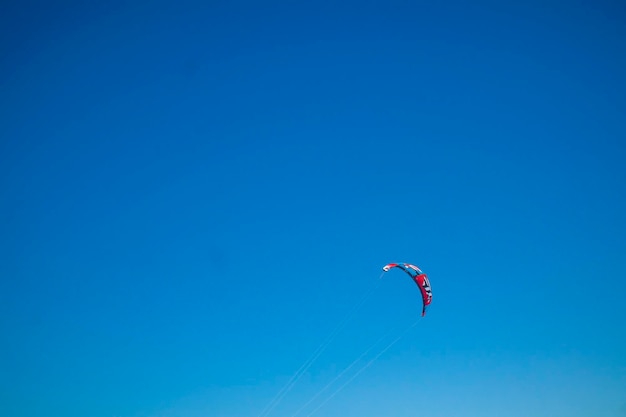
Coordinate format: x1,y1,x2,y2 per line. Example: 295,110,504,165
382,263,433,316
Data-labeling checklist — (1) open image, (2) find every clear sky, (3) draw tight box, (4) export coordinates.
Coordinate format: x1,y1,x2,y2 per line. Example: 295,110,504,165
1,1,625,416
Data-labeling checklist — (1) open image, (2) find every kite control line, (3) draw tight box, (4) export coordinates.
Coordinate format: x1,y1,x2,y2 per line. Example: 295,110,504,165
256,274,384,417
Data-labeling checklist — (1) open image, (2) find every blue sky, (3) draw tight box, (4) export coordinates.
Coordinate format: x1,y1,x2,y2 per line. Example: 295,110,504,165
1,1,625,416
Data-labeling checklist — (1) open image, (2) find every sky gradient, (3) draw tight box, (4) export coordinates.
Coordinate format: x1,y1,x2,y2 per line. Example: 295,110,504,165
1,1,625,416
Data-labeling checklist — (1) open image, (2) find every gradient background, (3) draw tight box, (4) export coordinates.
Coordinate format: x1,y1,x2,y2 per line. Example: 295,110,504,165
1,1,625,416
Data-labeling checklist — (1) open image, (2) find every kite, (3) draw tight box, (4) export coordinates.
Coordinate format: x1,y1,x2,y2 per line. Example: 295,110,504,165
382,263,433,316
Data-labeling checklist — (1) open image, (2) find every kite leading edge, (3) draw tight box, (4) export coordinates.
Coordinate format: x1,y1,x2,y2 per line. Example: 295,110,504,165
382,263,433,317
